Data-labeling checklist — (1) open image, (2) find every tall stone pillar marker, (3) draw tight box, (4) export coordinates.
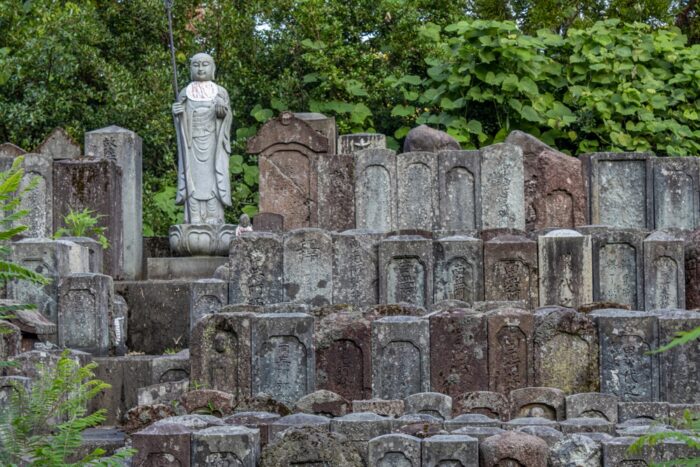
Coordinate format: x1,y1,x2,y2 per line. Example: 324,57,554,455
85,126,143,280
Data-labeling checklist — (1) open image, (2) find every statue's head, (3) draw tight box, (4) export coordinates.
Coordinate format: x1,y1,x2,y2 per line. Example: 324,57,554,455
239,213,251,228
190,52,215,81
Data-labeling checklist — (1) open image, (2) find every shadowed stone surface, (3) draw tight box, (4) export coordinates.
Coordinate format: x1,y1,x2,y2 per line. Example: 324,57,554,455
433,235,484,304
484,235,539,308
261,426,363,466
283,228,333,306
404,392,452,420
487,308,534,394
191,425,260,467
332,230,383,306
229,232,284,305
537,230,593,308
422,433,478,467
479,431,549,467
510,387,566,421
658,310,700,403
318,153,355,231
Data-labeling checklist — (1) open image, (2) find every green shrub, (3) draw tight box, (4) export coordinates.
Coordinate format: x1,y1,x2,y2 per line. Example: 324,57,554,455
54,208,110,250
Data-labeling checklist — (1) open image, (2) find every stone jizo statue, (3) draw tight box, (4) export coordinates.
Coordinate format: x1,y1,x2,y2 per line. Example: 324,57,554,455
172,52,232,224
235,213,253,237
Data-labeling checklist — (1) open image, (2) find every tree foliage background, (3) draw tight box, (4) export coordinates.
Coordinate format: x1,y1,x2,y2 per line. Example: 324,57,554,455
0,0,698,234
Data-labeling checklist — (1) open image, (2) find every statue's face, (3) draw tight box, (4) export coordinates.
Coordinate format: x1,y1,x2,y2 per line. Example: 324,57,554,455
190,53,215,81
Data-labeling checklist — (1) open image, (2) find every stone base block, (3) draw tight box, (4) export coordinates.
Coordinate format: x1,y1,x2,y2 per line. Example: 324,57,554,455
147,257,227,280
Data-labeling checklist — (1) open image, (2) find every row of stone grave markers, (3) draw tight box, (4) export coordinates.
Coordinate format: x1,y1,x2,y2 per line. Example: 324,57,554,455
224,226,699,311
248,112,700,234
186,305,699,407
0,126,143,280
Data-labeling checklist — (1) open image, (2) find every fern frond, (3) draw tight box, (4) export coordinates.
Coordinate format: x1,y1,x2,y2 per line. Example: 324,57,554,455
654,326,700,354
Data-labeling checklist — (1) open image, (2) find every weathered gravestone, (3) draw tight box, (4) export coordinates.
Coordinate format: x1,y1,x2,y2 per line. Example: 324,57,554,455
252,313,315,404
268,413,330,442
404,392,452,420
355,148,397,232
565,392,619,422
372,316,430,399
533,306,598,393
484,234,539,309
352,399,405,418
294,111,337,155
260,426,363,467
0,142,26,157
317,153,355,231
510,387,566,420
549,435,602,467
224,412,280,447
480,143,525,230
487,308,534,395
433,235,484,304
445,413,502,431
229,232,284,305
686,228,700,309
0,321,21,360
283,228,332,306
397,151,438,231
248,112,328,229
579,226,646,309
506,130,587,230
430,308,488,398
316,310,373,401
57,273,112,356
378,235,433,307
591,309,659,401
479,431,549,467
422,434,479,467
331,412,393,462
644,230,686,310
368,433,422,467
538,229,593,308
9,239,89,325
437,150,482,232
61,236,103,274
332,229,383,306
653,156,700,230
617,401,669,422
191,425,260,467
603,437,698,466
53,158,123,278
189,278,227,329
581,152,654,229
252,212,284,232
130,423,193,467
657,310,700,403
338,133,386,154
0,152,53,238
453,391,510,421
293,389,349,417
36,127,81,160
190,312,253,401
85,125,143,280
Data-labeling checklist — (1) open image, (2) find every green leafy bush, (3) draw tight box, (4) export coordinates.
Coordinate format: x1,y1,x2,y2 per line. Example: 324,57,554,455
54,208,110,250
0,350,135,465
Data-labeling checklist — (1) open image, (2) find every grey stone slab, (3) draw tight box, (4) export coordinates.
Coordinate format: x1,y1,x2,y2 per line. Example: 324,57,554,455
516,425,564,448
137,380,189,406
581,152,654,229
0,376,31,409
252,313,315,404
224,412,280,447
618,401,669,422
61,236,103,274
269,413,330,442
397,151,438,231
452,426,506,443
578,226,646,309
332,230,384,306
433,235,484,304
480,143,525,230
293,389,349,417
36,127,80,160
189,279,227,330
538,230,593,308
146,256,227,280
549,434,602,467
294,112,336,155
371,316,430,400
283,228,333,306
378,235,433,307
368,433,421,467
657,310,700,403
91,355,155,424
317,153,355,231
190,312,253,401
252,212,284,232
533,306,599,393
9,239,90,325
229,232,284,305
686,229,700,309
131,423,192,467
653,156,700,230
331,412,392,463
391,413,444,433
0,152,53,238
57,273,112,355
487,308,535,394
85,126,143,279
559,417,615,435
116,280,193,354
260,425,363,466
479,431,549,467
151,351,190,383
422,434,478,467
191,425,260,467
404,392,452,420
351,399,405,418
484,235,539,308
355,148,397,232
565,392,619,423
338,133,386,154
445,413,502,431
437,150,481,232
590,309,660,401
602,437,698,466
644,230,686,310
503,416,560,430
